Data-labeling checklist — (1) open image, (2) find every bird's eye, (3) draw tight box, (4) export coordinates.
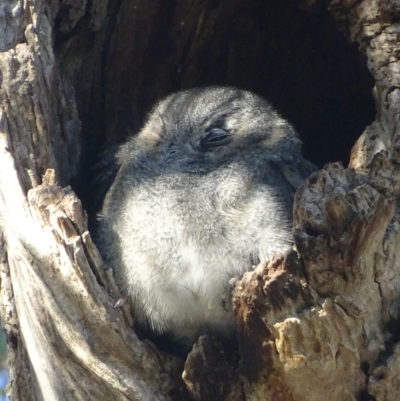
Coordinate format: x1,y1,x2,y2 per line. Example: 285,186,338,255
200,128,232,150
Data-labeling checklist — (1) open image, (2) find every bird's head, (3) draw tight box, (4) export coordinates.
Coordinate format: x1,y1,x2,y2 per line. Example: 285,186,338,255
121,87,302,171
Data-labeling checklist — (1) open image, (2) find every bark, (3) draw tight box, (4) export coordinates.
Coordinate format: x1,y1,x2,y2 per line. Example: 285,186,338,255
0,1,399,401
0,2,184,400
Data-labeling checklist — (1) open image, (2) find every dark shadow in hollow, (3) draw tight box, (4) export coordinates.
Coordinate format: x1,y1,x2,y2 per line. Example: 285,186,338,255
59,0,375,215
100,0,375,168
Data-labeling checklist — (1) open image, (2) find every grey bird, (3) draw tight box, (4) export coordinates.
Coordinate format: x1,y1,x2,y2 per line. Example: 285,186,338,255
96,87,316,350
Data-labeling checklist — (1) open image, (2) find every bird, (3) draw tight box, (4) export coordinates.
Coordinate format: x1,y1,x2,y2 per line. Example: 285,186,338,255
96,86,316,351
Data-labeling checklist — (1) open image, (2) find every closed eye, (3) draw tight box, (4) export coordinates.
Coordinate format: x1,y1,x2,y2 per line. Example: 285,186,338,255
200,128,232,150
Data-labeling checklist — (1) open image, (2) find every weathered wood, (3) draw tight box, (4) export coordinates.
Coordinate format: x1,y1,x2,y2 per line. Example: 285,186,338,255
0,2,181,400
1,174,177,400
1,0,400,400
232,163,400,400
229,0,400,398
183,335,244,401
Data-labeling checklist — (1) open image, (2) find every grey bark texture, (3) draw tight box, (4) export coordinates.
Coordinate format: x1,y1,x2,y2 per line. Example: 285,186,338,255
0,1,399,401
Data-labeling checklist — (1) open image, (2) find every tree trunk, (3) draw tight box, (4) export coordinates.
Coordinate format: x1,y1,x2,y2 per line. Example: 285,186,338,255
0,1,399,400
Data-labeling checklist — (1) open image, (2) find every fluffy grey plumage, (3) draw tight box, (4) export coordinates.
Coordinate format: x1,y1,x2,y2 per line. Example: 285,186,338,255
97,87,316,348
